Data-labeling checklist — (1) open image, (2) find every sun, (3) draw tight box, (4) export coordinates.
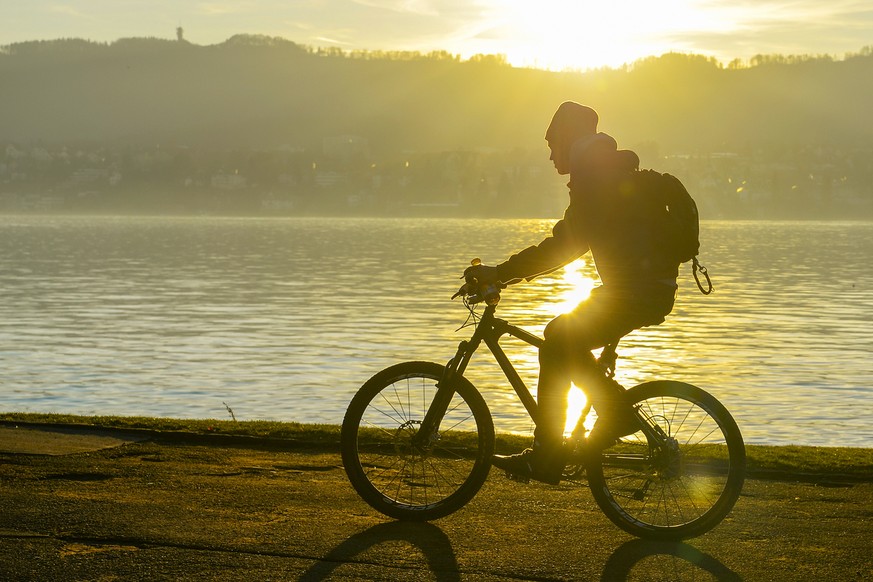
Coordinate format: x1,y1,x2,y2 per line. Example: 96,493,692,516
498,2,654,70
469,1,738,70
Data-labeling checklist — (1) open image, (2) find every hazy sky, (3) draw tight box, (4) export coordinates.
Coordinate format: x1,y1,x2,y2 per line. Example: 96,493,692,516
2,0,872,70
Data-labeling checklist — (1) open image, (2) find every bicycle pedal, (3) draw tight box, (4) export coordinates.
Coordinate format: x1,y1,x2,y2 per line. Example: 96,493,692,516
505,471,530,484
562,465,586,481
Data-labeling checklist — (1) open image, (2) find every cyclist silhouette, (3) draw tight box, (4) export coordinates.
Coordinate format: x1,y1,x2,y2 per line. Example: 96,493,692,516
466,101,682,484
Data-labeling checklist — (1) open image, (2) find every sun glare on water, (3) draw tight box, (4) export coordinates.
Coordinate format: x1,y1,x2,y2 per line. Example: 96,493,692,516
565,385,593,436
549,258,598,434
548,258,596,317
506,259,599,436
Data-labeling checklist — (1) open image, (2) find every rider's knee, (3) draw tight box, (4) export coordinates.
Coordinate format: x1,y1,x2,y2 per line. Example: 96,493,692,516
542,316,563,341
539,337,566,368
542,316,573,356
541,313,558,340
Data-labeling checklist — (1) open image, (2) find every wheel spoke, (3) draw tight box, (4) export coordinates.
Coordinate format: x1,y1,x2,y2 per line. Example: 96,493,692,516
587,381,745,540
342,363,494,520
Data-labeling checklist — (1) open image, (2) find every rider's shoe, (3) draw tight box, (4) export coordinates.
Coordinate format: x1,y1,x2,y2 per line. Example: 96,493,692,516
491,447,564,485
585,377,641,450
587,401,641,450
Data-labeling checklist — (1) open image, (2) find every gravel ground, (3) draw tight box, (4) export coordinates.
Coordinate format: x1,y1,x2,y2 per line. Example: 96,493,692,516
0,425,871,581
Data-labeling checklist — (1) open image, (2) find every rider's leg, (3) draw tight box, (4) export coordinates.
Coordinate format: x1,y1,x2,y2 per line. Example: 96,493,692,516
493,287,674,479
557,289,651,447
566,287,675,448
491,323,572,484
531,335,573,452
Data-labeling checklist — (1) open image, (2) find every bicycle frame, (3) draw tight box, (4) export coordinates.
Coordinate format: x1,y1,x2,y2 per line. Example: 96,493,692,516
343,289,746,537
415,301,673,453
417,303,542,444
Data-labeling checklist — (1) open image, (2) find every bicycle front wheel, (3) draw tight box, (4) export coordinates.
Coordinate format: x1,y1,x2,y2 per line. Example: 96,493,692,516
587,381,745,540
341,361,494,521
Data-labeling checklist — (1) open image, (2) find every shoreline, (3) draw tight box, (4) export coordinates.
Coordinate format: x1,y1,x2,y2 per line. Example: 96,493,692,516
2,412,871,483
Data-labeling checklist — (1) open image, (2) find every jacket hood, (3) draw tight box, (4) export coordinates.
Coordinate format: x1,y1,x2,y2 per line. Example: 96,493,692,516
569,133,639,184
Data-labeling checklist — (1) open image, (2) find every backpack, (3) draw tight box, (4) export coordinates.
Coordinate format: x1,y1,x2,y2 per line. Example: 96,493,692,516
639,169,713,294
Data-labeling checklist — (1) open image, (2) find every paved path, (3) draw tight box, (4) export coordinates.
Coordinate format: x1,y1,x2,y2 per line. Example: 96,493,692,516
0,424,871,581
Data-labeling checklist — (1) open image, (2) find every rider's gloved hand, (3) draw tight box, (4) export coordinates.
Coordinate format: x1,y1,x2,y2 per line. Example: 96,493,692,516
463,263,499,286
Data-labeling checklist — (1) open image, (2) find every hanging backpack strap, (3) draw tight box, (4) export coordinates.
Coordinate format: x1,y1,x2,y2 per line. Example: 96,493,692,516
692,256,713,295
597,341,619,379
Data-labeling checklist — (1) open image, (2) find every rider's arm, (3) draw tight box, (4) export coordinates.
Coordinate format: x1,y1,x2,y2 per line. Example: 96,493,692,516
495,207,588,283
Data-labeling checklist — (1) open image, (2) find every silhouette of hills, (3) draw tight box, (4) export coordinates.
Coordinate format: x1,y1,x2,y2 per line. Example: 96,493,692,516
1,36,871,218
2,35,871,153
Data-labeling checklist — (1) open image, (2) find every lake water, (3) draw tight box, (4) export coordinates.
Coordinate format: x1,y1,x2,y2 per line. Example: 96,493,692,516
1,215,871,448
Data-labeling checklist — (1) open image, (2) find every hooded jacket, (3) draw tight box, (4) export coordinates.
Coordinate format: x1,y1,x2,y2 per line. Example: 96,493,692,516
495,133,680,294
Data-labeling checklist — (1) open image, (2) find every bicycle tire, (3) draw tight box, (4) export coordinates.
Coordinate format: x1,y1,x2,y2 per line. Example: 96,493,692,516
341,361,495,521
586,381,745,540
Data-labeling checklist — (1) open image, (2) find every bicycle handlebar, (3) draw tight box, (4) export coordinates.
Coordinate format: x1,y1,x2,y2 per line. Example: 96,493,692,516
452,280,504,305
452,259,505,305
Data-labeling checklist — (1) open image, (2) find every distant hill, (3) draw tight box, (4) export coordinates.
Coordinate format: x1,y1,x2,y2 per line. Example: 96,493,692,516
2,36,872,155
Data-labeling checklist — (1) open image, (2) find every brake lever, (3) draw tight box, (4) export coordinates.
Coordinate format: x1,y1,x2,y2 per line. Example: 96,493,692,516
452,264,478,300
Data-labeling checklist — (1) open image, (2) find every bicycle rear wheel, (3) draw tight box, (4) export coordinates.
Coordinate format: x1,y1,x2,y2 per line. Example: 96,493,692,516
586,381,745,540
341,361,494,521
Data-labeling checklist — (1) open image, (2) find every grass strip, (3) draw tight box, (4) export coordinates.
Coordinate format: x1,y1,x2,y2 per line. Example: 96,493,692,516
2,412,871,480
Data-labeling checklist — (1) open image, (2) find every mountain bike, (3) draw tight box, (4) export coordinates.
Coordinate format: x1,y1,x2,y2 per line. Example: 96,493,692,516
341,274,745,540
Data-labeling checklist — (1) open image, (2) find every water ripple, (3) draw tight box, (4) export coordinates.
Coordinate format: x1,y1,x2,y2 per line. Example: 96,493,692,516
1,216,871,447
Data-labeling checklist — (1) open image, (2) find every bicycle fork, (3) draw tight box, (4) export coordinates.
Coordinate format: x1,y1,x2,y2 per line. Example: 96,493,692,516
412,338,477,450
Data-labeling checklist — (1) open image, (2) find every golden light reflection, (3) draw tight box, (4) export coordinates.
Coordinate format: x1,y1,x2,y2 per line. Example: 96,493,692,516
564,384,592,437
547,258,596,316
498,257,600,437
